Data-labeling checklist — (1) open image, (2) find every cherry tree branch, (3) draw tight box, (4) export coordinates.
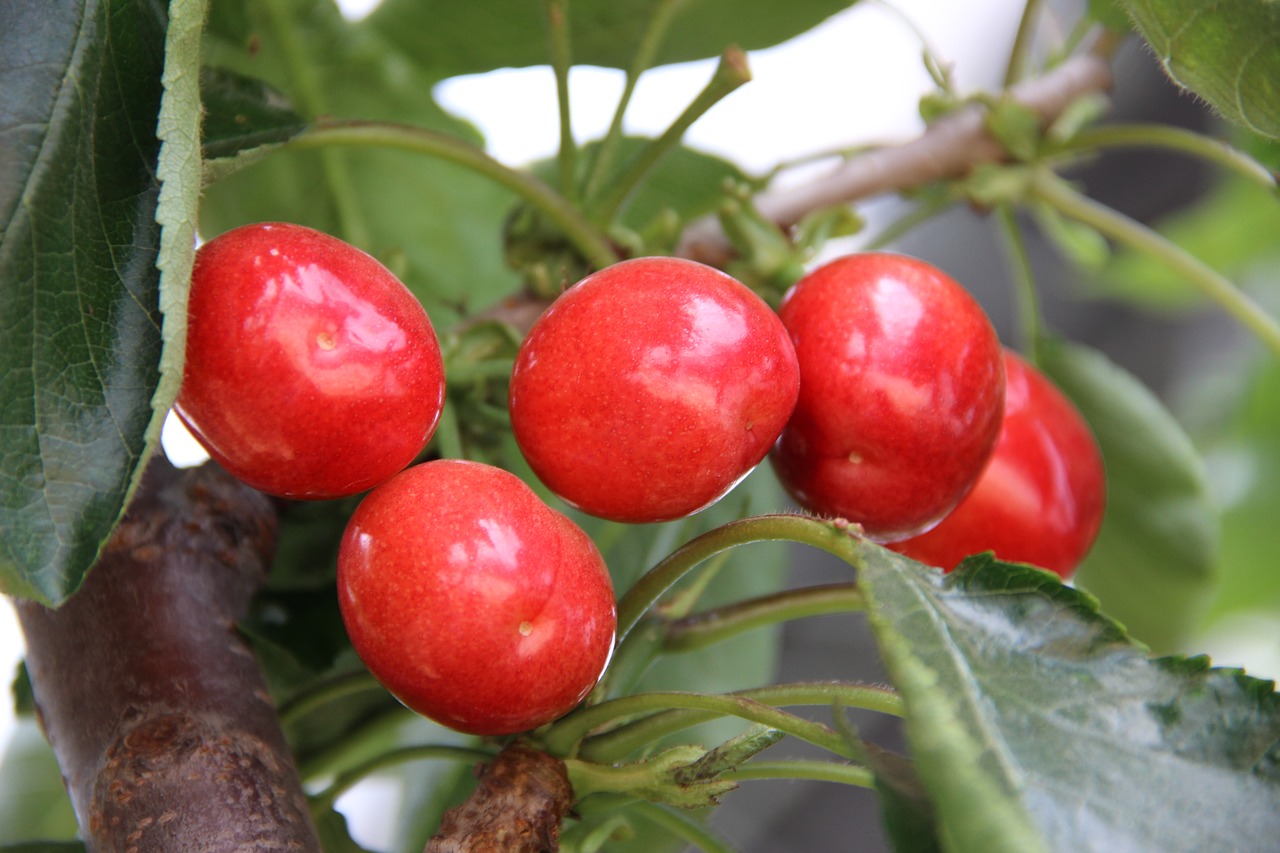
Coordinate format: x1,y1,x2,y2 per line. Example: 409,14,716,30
676,53,1114,266
15,457,321,852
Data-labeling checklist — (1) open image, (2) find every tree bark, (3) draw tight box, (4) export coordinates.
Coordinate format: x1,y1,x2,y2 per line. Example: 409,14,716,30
15,456,321,853
427,742,574,853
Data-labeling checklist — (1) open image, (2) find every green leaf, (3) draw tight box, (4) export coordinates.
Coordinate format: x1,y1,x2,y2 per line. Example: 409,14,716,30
1038,340,1220,653
312,808,375,853
201,0,521,324
366,0,857,76
1118,0,1280,139
199,66,308,162
0,722,79,844
857,548,1280,853
0,0,173,603
0,845,86,853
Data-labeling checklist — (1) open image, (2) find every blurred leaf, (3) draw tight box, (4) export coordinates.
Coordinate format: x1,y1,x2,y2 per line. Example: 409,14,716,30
0,0,170,604
10,661,33,716
202,0,521,325
0,721,79,844
367,0,857,76
0,845,85,853
200,66,308,162
1091,178,1280,310
313,808,375,853
1031,199,1110,272
1039,340,1219,653
1118,0,1280,139
863,741,942,853
1086,0,1134,33
858,548,1280,853
1200,351,1280,622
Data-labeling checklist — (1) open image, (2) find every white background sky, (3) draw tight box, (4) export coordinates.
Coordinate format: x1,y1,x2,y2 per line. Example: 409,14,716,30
9,2,1276,845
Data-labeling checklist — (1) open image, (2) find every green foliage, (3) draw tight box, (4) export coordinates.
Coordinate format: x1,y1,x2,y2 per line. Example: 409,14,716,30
857,546,1280,853
366,0,856,76
1039,339,1220,653
1117,0,1280,139
0,0,170,604
0,722,79,845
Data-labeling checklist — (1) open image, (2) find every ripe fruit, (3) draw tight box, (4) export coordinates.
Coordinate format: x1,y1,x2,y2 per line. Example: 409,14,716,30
509,256,800,523
174,222,445,499
337,460,617,736
889,350,1106,578
770,253,1005,541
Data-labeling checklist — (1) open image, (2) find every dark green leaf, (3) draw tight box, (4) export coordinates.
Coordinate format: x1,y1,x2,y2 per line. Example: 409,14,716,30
201,0,520,325
0,722,80,844
200,66,308,162
0,845,86,853
0,0,169,604
1118,0,1280,139
1038,340,1220,653
858,547,1280,853
1087,0,1134,32
863,741,942,853
367,0,857,76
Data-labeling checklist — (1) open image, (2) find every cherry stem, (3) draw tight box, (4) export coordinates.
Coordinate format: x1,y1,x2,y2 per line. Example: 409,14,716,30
1003,0,1044,88
543,688,862,761
661,582,866,654
259,0,369,248
614,514,865,644
287,121,620,269
547,682,902,763
1046,123,1278,193
582,0,684,202
591,46,752,224
310,744,498,814
995,203,1045,358
277,669,382,730
717,759,876,789
1030,169,1280,358
626,802,738,853
543,0,579,199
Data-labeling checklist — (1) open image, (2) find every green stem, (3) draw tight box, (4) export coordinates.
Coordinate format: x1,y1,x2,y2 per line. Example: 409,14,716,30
277,669,381,730
583,0,684,201
446,357,517,385
288,121,619,269
260,0,369,246
995,203,1044,357
1003,0,1044,87
628,802,738,853
543,0,579,198
615,514,864,644
663,582,865,653
310,744,497,814
550,682,902,763
1049,123,1278,192
1031,171,1280,358
718,759,876,789
592,46,752,223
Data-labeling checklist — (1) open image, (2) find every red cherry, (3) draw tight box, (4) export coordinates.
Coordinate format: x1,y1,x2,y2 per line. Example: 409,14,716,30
337,460,617,736
174,222,444,499
509,257,800,523
769,253,1005,540
889,350,1106,578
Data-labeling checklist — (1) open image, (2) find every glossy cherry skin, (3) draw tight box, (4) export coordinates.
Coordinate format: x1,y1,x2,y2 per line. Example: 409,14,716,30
174,222,444,499
889,350,1106,578
337,460,617,736
769,253,1005,541
509,257,800,523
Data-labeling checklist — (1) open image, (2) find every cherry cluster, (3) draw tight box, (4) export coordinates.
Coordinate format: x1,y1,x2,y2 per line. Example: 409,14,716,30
175,222,1105,735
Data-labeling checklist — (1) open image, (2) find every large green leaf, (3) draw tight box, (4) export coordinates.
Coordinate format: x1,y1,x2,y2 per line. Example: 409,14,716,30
1118,0,1280,139
0,0,179,604
201,0,521,325
366,0,856,77
858,547,1280,853
1039,340,1219,653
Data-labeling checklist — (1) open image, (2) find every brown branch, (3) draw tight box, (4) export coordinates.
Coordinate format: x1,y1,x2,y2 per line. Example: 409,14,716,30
427,742,574,853
14,456,321,853
677,53,1114,267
